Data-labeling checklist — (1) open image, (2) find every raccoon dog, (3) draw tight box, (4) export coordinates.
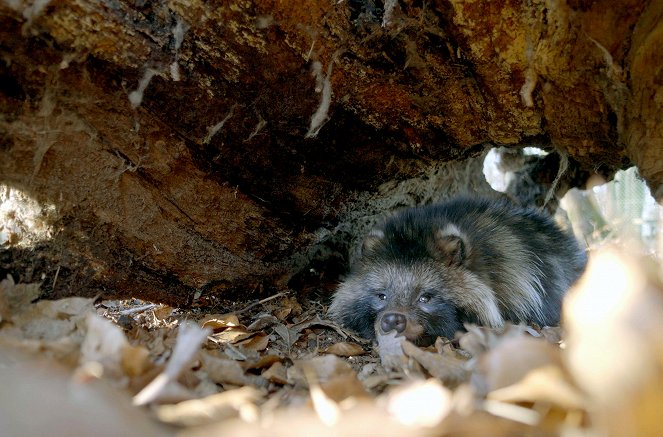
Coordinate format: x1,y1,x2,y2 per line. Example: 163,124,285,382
328,196,587,345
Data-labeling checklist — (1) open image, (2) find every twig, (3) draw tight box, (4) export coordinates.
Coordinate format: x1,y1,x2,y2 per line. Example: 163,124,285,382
119,303,158,315
235,292,287,315
51,265,61,291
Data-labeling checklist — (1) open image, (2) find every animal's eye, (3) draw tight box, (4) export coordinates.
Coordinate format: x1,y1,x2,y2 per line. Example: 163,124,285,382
376,293,387,301
418,294,432,303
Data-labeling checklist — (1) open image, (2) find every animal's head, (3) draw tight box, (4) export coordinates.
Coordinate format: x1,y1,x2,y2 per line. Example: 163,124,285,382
329,223,493,345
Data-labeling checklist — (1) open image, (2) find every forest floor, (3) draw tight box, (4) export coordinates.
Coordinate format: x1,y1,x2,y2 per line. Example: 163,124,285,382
1,245,662,436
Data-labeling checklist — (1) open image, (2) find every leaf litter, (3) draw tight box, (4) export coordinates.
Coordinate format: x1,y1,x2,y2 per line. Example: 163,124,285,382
1,244,663,436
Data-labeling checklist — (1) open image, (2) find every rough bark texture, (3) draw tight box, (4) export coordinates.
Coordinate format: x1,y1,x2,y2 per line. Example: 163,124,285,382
0,0,660,305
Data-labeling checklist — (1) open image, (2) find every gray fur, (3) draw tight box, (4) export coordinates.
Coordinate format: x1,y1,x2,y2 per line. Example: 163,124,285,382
328,196,587,344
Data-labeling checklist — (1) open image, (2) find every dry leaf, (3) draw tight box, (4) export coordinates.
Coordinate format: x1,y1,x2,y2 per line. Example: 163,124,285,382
376,330,406,370
563,247,663,436
155,386,264,427
309,378,341,426
241,354,282,371
121,344,152,377
290,355,355,387
280,296,303,318
458,323,536,357
0,346,168,436
477,335,562,393
323,341,365,357
273,323,303,349
273,307,292,321
236,332,269,351
0,275,41,321
320,372,370,402
385,379,453,427
199,351,260,387
262,361,289,385
210,326,256,344
80,313,129,378
134,321,210,406
488,365,585,409
401,340,469,387
12,297,93,342
153,305,174,320
200,313,241,331
247,314,279,331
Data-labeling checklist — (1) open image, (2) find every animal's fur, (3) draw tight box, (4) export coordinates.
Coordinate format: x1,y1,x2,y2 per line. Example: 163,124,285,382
328,196,587,344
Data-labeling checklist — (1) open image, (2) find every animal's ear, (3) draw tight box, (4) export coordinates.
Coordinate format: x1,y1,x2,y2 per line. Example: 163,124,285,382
361,229,385,256
433,224,468,266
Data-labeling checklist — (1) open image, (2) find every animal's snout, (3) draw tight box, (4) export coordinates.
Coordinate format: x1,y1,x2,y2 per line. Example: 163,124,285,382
380,312,407,334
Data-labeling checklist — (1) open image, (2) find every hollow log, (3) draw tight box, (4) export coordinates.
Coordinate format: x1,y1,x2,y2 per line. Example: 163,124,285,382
0,0,660,304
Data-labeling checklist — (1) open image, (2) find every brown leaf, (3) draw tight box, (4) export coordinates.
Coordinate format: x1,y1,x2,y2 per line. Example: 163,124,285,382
401,340,469,387
262,361,289,385
121,344,152,377
376,330,407,370
290,355,356,387
155,386,264,427
199,351,264,387
384,379,453,427
488,365,586,409
200,313,241,331
564,247,663,435
477,335,562,393
153,305,174,320
79,314,130,379
210,327,254,344
324,341,366,357
241,354,282,371
0,275,41,322
320,373,370,402
247,314,279,331
273,307,292,321
236,332,269,351
273,323,303,348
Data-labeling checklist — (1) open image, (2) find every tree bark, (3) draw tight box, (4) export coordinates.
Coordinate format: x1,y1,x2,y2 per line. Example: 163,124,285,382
0,0,660,304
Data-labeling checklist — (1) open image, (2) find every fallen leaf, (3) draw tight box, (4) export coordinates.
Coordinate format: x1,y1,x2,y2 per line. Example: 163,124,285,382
290,355,356,387
244,355,282,373
199,351,261,387
320,372,370,402
211,327,254,344
376,330,406,370
273,323,303,349
155,386,264,427
200,313,241,331
133,321,210,406
563,247,663,436
324,341,365,357
247,313,279,331
477,335,562,393
0,275,41,321
273,307,292,321
488,365,586,409
80,313,130,378
153,305,174,320
0,345,168,436
237,332,269,352
385,379,453,427
262,361,289,385
401,340,469,387
121,344,152,377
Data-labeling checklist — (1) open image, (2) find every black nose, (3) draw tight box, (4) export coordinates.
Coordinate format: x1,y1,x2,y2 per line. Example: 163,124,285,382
380,312,407,334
